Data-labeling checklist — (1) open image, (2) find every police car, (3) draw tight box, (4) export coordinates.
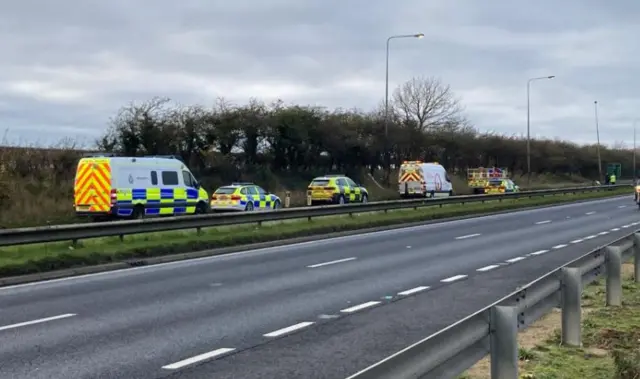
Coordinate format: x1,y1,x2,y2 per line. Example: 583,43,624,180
210,182,282,212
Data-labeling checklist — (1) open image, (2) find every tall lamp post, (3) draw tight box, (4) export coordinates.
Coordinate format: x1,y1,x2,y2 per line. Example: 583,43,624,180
594,101,603,182
383,33,424,183
526,75,555,186
634,119,637,181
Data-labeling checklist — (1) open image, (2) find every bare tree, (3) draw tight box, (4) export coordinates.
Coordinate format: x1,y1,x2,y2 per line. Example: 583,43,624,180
392,76,463,131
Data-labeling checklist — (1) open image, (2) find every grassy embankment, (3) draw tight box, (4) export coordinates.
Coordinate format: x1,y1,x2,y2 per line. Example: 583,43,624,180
0,186,628,278
461,259,640,379
0,151,600,229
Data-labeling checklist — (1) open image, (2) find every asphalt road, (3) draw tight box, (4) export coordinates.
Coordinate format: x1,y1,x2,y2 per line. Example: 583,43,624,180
0,195,638,379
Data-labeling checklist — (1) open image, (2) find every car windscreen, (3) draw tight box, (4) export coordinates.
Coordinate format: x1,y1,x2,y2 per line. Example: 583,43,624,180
310,179,330,187
214,187,237,194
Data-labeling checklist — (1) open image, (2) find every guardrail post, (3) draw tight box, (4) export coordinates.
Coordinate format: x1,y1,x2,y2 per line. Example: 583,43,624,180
490,305,518,379
633,233,640,283
561,267,582,346
285,192,291,208
606,246,622,306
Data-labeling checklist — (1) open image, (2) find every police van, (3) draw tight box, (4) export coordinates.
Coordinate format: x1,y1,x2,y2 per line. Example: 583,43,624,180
73,154,209,220
398,161,454,198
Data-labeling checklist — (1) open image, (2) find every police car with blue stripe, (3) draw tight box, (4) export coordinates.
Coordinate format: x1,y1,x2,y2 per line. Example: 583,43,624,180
210,182,282,212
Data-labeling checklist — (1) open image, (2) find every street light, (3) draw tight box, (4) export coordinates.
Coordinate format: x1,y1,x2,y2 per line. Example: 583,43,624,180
526,75,555,186
594,101,603,182
633,119,637,181
383,33,424,183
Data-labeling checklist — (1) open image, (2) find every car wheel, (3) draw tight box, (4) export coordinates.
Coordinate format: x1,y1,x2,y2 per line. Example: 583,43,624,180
361,194,368,203
338,195,345,205
273,200,281,210
245,202,254,211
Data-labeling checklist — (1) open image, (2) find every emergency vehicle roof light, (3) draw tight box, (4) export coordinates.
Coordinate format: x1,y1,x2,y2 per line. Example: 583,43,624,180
231,182,255,186
323,174,345,177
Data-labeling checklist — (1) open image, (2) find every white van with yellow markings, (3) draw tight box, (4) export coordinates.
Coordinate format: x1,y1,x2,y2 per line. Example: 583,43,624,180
73,154,209,221
398,161,454,198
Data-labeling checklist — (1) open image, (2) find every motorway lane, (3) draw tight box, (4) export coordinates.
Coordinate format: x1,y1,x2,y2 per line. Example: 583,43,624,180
0,195,637,378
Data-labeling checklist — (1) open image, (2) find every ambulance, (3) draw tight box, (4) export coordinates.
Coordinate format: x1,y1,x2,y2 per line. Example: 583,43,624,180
398,161,454,198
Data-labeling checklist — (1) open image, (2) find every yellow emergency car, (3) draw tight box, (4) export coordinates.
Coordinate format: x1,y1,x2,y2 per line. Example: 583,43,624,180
484,178,520,194
306,175,369,205
210,182,282,212
73,155,209,220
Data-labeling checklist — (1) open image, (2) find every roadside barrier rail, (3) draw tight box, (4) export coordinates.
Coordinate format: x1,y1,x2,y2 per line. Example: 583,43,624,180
0,184,629,247
345,229,640,379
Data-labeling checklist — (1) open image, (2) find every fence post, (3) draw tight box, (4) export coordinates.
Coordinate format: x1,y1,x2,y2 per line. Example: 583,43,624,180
490,305,519,379
633,233,640,283
605,246,622,306
285,192,291,208
561,267,582,346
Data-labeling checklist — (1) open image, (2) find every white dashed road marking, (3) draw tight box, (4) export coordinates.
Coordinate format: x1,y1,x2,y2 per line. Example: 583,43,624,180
585,211,596,215
530,249,549,256
476,264,501,272
440,274,468,283
0,314,77,332
397,286,430,296
552,244,567,249
598,231,609,235
619,205,627,208
584,235,596,240
612,228,620,231
307,257,356,268
570,239,583,244
535,220,551,225
162,348,236,370
263,322,315,337
341,301,381,313
455,233,481,240
506,257,526,263
622,224,632,228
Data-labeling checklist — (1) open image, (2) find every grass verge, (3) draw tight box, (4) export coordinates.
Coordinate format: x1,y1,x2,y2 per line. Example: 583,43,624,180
0,188,629,279
461,260,640,379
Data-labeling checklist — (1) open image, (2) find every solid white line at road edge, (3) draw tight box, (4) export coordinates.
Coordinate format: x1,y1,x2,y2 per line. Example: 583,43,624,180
341,301,381,313
455,233,481,240
306,257,356,268
162,348,236,370
398,286,430,296
441,274,468,283
263,322,315,337
0,313,77,332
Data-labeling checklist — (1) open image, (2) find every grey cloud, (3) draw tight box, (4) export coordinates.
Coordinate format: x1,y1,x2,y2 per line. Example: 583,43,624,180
1,0,639,146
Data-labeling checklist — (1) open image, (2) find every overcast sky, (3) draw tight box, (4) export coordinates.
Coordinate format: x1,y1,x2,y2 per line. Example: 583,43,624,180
1,0,639,148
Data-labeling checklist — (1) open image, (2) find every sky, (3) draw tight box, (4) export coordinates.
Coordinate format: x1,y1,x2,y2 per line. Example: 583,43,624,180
1,0,640,148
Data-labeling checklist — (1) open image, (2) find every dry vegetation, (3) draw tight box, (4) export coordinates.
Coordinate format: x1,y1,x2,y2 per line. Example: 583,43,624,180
0,76,634,228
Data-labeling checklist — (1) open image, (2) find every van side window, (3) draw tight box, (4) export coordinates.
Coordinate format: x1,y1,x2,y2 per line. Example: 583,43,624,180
182,171,194,187
151,171,158,185
161,171,179,185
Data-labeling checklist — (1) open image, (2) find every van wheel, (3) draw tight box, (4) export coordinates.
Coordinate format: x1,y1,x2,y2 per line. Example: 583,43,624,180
131,205,145,220
430,191,435,198
195,202,208,214
449,190,454,197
